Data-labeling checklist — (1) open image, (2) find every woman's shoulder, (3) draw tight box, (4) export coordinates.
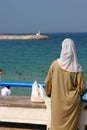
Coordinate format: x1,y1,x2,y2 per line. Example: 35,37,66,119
50,60,58,69
51,60,57,66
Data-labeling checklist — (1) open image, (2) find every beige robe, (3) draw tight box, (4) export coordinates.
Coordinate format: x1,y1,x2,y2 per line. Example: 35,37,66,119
44,60,85,130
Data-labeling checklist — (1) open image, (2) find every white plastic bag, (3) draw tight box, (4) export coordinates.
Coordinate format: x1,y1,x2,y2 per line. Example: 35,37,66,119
31,81,45,103
31,81,39,97
38,84,46,99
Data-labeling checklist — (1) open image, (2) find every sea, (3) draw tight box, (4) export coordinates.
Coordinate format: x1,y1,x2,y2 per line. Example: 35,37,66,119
0,32,87,96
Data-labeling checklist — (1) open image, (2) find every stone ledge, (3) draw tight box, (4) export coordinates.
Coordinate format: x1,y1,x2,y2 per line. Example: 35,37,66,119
0,96,46,109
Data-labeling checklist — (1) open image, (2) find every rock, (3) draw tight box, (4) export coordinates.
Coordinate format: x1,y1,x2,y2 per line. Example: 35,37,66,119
0,34,49,40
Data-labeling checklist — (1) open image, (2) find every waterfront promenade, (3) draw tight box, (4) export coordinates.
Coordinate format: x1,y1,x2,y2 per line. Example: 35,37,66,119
0,96,50,130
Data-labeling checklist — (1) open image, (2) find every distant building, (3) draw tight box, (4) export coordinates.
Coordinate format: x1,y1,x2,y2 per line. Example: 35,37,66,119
36,31,40,36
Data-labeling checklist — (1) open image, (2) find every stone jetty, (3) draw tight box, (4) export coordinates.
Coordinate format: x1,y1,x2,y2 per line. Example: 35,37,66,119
0,34,48,40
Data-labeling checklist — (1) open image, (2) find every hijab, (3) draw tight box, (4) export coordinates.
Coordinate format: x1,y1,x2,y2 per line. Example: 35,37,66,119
57,38,83,72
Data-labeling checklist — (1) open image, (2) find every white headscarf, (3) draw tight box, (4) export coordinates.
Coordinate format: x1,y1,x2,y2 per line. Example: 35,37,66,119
57,38,83,72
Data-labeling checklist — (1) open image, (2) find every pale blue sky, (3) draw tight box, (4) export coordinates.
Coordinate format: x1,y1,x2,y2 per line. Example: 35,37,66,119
0,0,87,34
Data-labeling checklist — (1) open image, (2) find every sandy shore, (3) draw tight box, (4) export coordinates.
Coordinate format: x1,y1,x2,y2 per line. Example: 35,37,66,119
0,34,48,40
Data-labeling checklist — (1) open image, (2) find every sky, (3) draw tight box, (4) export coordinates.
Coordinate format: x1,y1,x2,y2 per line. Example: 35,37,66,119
0,0,87,34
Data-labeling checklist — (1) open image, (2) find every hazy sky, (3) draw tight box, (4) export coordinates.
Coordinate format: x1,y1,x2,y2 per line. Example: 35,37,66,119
0,0,87,34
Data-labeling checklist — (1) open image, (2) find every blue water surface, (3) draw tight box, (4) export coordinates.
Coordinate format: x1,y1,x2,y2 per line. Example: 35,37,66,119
0,32,87,95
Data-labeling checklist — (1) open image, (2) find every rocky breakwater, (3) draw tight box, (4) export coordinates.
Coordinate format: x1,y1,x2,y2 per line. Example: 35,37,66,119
0,34,49,40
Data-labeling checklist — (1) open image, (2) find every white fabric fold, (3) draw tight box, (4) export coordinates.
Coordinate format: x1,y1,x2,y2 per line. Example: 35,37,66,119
57,38,82,72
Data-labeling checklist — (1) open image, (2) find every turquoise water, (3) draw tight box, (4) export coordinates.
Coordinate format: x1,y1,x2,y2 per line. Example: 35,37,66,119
0,32,87,95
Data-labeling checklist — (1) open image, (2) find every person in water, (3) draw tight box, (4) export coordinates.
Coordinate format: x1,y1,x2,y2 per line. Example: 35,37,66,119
44,38,85,130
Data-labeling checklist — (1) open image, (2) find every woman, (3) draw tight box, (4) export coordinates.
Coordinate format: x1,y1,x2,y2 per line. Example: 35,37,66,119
44,38,85,130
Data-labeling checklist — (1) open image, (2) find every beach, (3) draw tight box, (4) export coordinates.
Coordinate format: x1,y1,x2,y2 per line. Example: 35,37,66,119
0,32,87,130
0,32,87,96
